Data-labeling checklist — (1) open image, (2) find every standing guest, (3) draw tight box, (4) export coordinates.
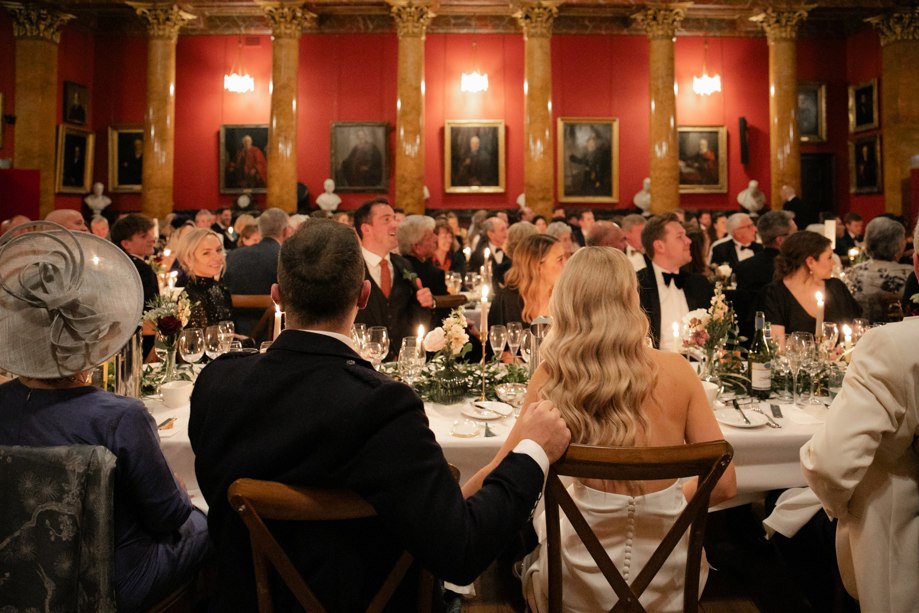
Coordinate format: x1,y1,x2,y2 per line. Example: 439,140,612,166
546,221,576,260
45,209,89,232
781,185,817,229
468,216,511,285
845,216,912,323
432,219,465,274
189,220,571,611
585,220,627,251
0,225,210,611
621,214,648,271
575,209,595,246
764,231,861,346
638,212,714,350
194,209,215,229
835,212,865,258
489,234,566,327
710,213,762,268
90,216,110,239
175,228,232,329
353,198,433,359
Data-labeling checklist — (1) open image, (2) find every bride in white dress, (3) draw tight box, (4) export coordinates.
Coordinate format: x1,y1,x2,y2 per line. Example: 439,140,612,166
520,247,736,612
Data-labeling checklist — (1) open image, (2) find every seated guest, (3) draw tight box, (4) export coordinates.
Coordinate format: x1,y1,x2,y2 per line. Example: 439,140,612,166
237,224,261,247
621,214,647,271
45,208,89,232
189,219,571,610
706,212,728,247
468,216,511,285
111,213,159,308
0,224,210,610
90,216,109,239
212,207,237,250
353,198,433,359
835,212,864,258
710,212,762,268
683,228,713,282
585,220,626,251
432,219,464,274
521,247,736,611
505,220,538,260
533,215,548,233
845,216,912,323
397,215,446,296
902,271,919,317
638,213,714,349
446,211,467,247
489,234,566,328
546,221,576,260
801,221,919,611
764,231,861,346
175,228,232,329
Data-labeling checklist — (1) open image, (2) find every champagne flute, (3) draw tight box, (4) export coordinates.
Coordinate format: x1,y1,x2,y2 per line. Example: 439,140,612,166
489,325,507,360
179,328,204,372
506,322,524,363
800,348,824,405
786,332,815,406
367,326,390,362
519,330,532,364
205,325,223,361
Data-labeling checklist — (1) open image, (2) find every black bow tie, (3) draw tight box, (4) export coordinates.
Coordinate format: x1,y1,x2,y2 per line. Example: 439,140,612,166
738,244,753,251
662,272,684,290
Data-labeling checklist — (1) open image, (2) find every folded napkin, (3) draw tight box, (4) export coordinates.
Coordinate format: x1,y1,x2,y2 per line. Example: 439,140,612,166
762,487,824,539
781,404,825,425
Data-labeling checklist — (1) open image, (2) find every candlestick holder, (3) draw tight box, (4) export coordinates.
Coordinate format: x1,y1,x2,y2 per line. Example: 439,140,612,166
480,330,488,400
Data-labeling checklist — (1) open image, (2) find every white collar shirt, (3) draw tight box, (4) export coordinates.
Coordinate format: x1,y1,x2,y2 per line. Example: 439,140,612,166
626,246,647,271
361,246,392,290
488,242,504,264
734,240,756,263
652,262,689,352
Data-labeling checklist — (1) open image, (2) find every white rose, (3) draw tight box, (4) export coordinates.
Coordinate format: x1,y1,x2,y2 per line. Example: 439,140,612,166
717,264,732,278
448,330,469,355
423,328,446,352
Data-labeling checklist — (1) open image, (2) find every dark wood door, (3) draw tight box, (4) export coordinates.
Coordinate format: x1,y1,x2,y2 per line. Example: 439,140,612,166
801,153,835,216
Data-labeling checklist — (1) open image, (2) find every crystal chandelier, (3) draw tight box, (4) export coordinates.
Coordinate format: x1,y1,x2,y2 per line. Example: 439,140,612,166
224,37,254,94
692,37,722,97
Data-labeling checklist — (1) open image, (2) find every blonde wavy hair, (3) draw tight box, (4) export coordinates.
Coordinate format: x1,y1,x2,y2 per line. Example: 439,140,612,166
539,247,657,447
175,228,225,281
502,233,558,323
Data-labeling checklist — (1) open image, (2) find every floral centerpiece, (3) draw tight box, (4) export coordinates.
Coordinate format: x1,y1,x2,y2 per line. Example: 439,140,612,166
422,308,472,403
143,291,192,385
680,283,746,391
713,263,733,286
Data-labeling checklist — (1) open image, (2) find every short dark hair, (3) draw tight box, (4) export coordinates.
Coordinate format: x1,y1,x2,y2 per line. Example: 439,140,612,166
640,212,681,257
278,220,365,326
756,211,794,247
844,212,863,224
774,231,832,280
110,213,154,248
353,197,390,240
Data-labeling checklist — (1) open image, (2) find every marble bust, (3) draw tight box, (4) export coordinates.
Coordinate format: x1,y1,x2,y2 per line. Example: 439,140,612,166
316,178,342,212
633,177,651,212
84,182,112,218
737,179,766,215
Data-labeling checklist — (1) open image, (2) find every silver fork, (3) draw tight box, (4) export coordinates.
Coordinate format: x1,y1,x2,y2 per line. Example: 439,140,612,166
751,404,782,428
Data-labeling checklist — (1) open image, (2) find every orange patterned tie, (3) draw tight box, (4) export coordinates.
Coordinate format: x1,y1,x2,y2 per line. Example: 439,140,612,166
380,259,392,299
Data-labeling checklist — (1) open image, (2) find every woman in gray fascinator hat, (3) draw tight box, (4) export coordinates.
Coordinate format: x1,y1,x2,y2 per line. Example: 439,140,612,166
0,223,210,611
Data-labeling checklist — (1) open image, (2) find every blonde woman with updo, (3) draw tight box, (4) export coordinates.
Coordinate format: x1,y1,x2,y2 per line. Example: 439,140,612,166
520,247,736,612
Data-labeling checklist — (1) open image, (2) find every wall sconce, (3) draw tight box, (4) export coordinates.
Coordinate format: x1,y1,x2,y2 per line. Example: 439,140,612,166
461,31,488,93
692,36,721,96
224,36,254,94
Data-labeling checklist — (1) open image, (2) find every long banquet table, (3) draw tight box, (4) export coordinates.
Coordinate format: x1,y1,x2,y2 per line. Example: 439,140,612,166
147,394,827,513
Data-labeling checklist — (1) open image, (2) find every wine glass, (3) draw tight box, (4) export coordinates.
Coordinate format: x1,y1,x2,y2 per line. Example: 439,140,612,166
820,322,839,358
506,322,524,363
489,325,507,360
495,382,527,418
772,351,793,400
179,328,204,371
786,332,815,406
398,337,425,386
446,272,462,295
852,318,869,343
464,272,478,292
351,323,367,351
367,326,389,356
363,342,386,370
218,320,235,337
519,330,532,364
205,325,223,361
800,348,824,405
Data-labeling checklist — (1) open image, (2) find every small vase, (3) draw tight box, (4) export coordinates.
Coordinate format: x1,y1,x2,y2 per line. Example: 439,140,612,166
698,347,720,386
429,365,466,405
156,334,179,388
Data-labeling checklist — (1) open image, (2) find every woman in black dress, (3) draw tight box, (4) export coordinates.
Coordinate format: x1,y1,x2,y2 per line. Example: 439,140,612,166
175,228,232,329
764,230,861,347
489,233,566,327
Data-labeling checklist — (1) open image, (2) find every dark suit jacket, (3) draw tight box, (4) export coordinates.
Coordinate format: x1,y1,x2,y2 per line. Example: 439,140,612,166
835,232,862,258
468,242,511,286
710,239,763,269
224,238,281,339
734,247,780,342
783,196,817,229
637,265,714,348
129,254,159,356
189,331,544,611
354,254,432,359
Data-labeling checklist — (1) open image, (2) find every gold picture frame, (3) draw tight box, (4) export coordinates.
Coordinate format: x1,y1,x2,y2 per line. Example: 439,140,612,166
850,134,882,194
556,117,619,203
678,126,727,194
849,79,879,133
108,125,143,193
444,120,505,193
55,125,95,194
220,124,269,194
798,82,826,143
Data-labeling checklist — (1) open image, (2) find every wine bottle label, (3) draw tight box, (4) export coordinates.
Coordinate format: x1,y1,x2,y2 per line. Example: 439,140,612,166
751,361,771,390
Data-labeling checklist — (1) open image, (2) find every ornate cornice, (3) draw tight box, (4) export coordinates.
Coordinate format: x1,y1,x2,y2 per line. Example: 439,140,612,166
631,3,691,40
513,2,559,39
387,1,434,39
867,7,919,46
127,2,196,40
259,2,317,38
2,3,74,43
750,6,814,42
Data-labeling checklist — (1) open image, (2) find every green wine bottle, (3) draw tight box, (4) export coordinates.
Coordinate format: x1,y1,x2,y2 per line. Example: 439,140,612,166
748,311,772,399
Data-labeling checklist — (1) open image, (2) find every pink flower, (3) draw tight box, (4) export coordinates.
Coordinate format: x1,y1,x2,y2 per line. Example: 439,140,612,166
423,328,446,352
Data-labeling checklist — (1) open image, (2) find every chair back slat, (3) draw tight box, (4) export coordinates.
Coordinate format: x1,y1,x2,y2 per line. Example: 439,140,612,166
546,441,733,613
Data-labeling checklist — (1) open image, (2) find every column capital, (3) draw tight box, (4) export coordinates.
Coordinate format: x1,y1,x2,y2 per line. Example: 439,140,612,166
513,2,560,40
2,3,73,43
631,4,690,40
750,6,814,43
127,3,195,41
387,1,434,39
867,8,919,47
259,1,317,38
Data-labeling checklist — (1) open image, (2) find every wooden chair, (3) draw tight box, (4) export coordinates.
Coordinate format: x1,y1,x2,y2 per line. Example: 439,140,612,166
230,294,275,343
228,468,460,613
545,441,734,613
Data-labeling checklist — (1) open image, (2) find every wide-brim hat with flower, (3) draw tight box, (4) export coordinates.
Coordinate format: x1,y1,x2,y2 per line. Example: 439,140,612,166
0,222,143,378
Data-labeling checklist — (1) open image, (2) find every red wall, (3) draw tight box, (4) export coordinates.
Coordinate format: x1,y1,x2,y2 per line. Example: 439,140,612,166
845,28,884,220
0,11,15,179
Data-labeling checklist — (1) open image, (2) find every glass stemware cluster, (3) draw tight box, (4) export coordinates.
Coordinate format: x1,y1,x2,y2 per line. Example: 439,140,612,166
352,325,389,370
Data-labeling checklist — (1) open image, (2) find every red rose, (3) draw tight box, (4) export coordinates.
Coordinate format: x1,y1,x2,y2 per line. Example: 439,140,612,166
157,315,183,336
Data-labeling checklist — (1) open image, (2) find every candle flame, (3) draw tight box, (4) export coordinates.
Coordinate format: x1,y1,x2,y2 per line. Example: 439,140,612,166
842,324,852,336
484,247,490,260
672,321,680,337
417,325,424,340
816,291,824,306
482,284,489,301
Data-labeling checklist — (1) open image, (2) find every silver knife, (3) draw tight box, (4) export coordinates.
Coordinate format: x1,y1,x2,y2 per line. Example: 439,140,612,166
732,399,752,425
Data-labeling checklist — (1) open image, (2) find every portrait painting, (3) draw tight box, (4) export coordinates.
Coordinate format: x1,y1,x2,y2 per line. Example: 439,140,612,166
444,120,505,193
678,126,727,194
108,125,143,192
556,117,619,203
798,82,826,143
220,124,269,194
55,125,95,194
331,122,389,192
63,81,88,126
849,79,878,133
850,135,881,194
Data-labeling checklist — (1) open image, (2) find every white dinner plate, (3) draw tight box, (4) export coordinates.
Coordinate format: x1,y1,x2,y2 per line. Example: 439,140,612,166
472,401,513,417
450,420,480,437
461,406,506,421
713,407,768,429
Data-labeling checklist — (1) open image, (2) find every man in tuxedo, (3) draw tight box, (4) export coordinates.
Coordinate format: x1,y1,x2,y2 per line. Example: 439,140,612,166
781,184,818,229
710,212,762,269
638,212,714,349
111,214,160,356
353,198,433,358
190,220,571,611
468,216,511,286
224,208,291,340
585,220,626,251
835,212,864,258
621,214,647,271
211,207,238,250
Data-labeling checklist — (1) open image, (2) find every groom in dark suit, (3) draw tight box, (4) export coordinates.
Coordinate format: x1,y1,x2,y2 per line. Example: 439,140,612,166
190,220,571,611
638,212,714,349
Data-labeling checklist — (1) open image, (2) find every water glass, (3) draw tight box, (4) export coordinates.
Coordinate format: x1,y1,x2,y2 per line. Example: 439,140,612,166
398,337,425,386
820,322,839,358
351,323,367,350
489,325,507,359
367,326,390,359
205,325,223,360
363,342,386,370
852,318,869,343
218,320,235,336
519,330,532,364
785,331,815,406
179,328,205,365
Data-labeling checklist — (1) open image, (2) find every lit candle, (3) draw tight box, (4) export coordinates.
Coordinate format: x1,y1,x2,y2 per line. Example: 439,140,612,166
480,284,490,334
484,247,491,261
167,271,177,290
672,321,681,352
417,325,424,346
273,304,282,340
848,247,859,262
815,291,824,337
463,247,471,262
163,248,172,257
842,323,852,347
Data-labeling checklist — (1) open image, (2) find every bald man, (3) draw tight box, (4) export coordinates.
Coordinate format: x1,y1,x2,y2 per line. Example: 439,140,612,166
45,209,89,232
585,220,627,251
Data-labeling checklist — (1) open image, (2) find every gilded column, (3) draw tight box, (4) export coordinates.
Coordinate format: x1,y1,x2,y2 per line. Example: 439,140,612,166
5,3,73,218
868,8,919,215
261,2,315,213
752,7,811,210
515,2,558,219
129,3,194,221
389,1,433,215
633,4,688,214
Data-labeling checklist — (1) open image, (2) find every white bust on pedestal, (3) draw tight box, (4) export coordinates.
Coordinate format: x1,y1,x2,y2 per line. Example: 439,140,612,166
84,182,112,219
737,179,766,215
316,178,342,212
633,177,651,213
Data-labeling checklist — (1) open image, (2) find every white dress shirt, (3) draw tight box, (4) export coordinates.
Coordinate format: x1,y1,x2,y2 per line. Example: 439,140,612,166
488,242,505,264
652,262,689,352
626,246,646,271
361,246,392,290
734,240,756,263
